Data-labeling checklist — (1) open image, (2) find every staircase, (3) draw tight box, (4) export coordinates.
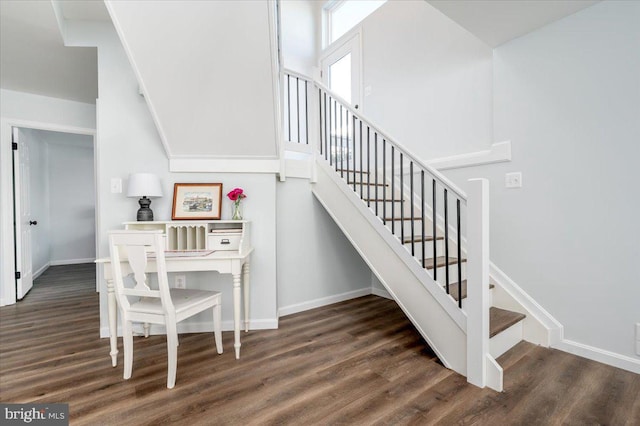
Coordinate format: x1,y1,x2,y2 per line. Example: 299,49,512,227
283,70,531,391
98,1,556,392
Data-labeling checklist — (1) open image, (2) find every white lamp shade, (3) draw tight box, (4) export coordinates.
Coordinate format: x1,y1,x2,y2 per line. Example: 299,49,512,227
127,173,163,198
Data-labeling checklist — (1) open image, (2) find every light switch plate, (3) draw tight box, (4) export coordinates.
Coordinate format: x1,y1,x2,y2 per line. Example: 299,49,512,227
110,178,122,193
505,172,522,188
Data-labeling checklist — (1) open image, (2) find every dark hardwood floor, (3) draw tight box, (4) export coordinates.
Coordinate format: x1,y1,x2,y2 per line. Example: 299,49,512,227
1,264,638,425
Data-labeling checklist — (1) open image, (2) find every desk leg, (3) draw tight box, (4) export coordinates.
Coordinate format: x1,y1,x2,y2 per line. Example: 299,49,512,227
243,261,250,332
106,278,118,367
233,273,242,359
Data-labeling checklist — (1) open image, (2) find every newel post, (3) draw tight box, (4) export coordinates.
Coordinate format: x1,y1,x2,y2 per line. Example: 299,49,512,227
308,82,320,183
466,178,490,387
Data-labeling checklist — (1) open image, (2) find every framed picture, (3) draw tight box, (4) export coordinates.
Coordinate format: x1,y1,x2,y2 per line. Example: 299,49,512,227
172,183,223,220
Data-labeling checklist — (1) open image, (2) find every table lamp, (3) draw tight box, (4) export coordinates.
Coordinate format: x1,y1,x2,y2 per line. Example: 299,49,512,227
127,173,163,221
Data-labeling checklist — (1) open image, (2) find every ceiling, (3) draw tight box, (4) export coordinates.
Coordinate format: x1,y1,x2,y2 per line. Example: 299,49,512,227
0,0,107,104
0,0,600,105
426,0,600,47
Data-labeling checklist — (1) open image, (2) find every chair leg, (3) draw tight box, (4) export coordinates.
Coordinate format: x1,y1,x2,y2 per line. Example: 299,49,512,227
166,323,178,389
214,302,223,354
123,319,133,380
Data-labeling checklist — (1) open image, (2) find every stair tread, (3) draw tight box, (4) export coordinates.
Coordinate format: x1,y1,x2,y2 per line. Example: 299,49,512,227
445,280,495,301
423,256,467,269
337,169,369,174
362,198,403,202
403,235,444,243
348,182,388,186
490,307,526,338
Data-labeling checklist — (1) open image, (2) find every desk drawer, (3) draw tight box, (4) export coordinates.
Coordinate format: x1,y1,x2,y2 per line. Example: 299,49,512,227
207,234,240,251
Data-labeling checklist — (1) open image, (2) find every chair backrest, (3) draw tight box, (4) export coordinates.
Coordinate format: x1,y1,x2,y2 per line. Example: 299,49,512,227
108,230,174,314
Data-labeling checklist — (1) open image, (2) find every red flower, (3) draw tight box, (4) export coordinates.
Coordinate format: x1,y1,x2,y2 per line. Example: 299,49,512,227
227,188,246,202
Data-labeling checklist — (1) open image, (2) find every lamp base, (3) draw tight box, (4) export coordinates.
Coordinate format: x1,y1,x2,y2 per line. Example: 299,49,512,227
137,196,154,221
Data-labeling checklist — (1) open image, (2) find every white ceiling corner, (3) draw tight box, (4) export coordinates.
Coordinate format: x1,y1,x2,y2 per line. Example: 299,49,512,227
59,0,110,22
0,0,100,104
426,0,601,47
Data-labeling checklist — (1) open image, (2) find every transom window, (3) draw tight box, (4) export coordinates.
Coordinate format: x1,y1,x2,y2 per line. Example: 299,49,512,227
325,0,386,46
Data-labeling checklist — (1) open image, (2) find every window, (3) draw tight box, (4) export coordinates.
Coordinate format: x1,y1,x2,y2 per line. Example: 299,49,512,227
328,52,352,103
325,0,386,45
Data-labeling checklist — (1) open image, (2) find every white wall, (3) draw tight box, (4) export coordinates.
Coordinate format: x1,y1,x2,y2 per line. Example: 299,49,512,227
83,22,279,333
359,0,493,159
0,89,96,129
45,131,95,264
0,90,96,306
276,178,372,314
444,1,640,363
105,0,279,159
280,0,319,77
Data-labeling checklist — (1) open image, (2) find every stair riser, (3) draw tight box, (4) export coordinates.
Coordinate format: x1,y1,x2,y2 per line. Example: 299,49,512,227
387,221,430,239
431,263,466,286
490,321,524,358
351,186,398,200
369,200,415,217
386,223,438,239
403,240,443,259
460,287,493,309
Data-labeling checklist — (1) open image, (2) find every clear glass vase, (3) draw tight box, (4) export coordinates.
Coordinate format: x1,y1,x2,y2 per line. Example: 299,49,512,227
231,202,243,220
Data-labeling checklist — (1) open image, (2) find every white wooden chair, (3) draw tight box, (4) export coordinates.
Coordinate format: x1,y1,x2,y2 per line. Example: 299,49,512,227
108,230,223,389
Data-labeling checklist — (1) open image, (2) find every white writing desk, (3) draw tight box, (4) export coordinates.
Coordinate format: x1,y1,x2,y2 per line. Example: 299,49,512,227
97,248,253,366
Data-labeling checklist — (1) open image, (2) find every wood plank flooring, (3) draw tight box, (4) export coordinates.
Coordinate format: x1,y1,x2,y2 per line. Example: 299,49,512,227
1,264,639,425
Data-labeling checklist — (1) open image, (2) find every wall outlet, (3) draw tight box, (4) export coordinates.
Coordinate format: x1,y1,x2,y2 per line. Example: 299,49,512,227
505,172,522,188
175,275,186,289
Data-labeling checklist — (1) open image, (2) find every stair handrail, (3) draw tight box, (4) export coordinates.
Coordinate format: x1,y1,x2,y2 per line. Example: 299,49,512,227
282,67,312,82
283,68,468,202
284,68,494,390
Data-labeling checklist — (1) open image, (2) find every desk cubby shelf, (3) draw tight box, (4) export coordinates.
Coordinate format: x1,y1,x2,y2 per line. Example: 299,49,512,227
123,220,251,256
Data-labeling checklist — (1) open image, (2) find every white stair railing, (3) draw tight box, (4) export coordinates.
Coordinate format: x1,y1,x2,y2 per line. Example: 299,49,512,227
282,68,494,389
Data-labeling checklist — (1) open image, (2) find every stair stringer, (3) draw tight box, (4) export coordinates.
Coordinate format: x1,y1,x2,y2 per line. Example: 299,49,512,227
387,167,560,351
313,159,468,375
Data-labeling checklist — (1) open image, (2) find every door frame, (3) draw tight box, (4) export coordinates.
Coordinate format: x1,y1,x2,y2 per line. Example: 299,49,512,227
320,30,362,110
0,117,97,306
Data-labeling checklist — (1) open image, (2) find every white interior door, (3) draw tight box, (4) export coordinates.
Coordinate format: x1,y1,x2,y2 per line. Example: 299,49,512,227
321,33,361,109
13,127,33,299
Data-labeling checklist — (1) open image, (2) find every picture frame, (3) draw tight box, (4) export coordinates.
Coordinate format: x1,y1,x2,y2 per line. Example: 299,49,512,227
171,183,223,220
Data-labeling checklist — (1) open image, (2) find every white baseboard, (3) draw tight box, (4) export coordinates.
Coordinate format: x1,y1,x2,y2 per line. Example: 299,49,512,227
278,287,371,317
99,318,279,339
50,258,95,266
488,263,639,374
553,339,640,374
427,141,511,171
371,286,392,300
33,263,50,280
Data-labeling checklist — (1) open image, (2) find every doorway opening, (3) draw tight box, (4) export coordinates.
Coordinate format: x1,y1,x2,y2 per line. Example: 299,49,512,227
321,32,361,110
11,126,96,301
